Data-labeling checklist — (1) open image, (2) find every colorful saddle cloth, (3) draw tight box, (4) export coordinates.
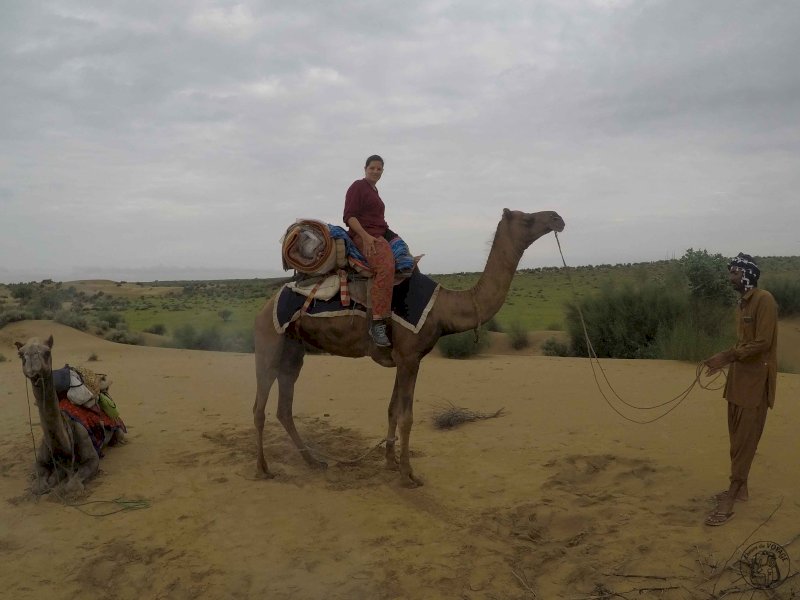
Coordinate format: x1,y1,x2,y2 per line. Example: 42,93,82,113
327,225,415,275
59,397,127,456
274,269,440,334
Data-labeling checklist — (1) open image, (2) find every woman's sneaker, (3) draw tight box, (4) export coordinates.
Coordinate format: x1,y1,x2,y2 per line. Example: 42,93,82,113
370,320,391,347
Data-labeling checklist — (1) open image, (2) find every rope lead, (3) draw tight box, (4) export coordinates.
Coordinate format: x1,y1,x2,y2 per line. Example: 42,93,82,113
553,231,724,424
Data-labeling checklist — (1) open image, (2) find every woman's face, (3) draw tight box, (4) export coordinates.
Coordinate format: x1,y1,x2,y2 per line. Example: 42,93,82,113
364,160,383,186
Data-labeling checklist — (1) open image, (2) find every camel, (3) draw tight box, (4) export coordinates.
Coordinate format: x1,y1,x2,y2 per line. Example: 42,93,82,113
14,335,123,494
253,209,565,486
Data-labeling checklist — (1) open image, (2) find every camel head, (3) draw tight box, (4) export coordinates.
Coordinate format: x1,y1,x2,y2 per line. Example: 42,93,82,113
14,335,54,386
502,209,565,249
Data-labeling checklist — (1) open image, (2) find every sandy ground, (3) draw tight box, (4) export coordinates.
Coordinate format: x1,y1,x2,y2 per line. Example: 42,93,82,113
1,320,799,599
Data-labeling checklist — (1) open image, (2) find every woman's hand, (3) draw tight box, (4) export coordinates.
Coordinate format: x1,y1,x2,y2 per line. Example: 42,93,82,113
363,234,377,256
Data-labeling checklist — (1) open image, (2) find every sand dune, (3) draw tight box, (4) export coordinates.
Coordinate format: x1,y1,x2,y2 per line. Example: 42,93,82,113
1,321,798,599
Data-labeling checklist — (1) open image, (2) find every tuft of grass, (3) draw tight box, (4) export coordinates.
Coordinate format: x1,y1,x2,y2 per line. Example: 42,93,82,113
87,352,99,362
542,337,572,357
431,403,505,429
506,321,530,350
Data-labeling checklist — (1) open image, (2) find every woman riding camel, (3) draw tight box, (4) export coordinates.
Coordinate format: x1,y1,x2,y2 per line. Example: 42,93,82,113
343,154,396,347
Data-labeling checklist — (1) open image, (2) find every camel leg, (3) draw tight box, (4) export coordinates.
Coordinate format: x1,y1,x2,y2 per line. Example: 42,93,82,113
275,338,327,469
253,307,284,478
65,423,99,494
396,360,423,487
384,376,400,470
32,442,58,495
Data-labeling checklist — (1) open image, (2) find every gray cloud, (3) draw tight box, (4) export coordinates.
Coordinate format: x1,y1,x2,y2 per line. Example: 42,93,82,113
1,0,798,282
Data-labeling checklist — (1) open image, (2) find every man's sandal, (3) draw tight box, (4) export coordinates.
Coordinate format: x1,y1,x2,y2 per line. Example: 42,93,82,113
705,510,735,527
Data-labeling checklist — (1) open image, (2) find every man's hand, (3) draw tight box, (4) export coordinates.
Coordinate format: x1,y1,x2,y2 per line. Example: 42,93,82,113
704,352,730,376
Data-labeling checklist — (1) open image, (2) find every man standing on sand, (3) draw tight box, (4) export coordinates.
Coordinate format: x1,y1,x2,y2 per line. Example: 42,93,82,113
703,253,778,527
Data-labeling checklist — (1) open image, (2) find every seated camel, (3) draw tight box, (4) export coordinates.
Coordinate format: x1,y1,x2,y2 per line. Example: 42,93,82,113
15,336,125,495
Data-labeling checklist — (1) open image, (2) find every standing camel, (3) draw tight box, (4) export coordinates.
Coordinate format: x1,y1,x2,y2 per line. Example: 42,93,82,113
15,336,122,494
253,209,565,486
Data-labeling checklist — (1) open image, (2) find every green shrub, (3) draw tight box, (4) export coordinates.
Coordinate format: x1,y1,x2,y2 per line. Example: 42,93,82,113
653,308,735,362
437,328,490,359
170,324,253,352
679,248,735,305
105,330,142,345
485,317,503,332
0,309,32,328
565,282,689,359
778,358,799,375
144,323,167,335
54,310,89,331
506,321,530,350
542,337,572,356
97,312,126,328
764,278,800,317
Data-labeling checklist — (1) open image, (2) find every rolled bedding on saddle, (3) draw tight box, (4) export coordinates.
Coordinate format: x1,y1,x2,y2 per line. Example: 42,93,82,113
282,219,337,274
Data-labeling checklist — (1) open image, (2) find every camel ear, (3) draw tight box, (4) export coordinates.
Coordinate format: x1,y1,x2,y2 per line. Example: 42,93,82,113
46,335,54,349
503,208,510,218
14,342,23,350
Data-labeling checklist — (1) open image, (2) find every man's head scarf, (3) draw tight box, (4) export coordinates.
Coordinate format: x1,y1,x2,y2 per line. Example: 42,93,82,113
729,252,760,290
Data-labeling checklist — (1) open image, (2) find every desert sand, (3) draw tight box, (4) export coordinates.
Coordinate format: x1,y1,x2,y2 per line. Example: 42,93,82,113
1,320,798,599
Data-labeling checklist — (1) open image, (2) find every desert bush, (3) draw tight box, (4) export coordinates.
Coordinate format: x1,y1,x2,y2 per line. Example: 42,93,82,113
542,337,572,357
679,248,735,306
87,353,99,362
485,317,503,332
763,277,800,317
171,324,253,352
54,310,89,331
0,353,6,363
97,312,126,329
653,308,735,362
144,323,167,335
0,309,32,328
105,330,142,345
565,282,688,359
506,321,530,350
218,308,233,322
437,328,490,359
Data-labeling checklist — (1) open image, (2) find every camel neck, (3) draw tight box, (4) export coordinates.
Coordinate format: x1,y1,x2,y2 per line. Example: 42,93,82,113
33,376,71,448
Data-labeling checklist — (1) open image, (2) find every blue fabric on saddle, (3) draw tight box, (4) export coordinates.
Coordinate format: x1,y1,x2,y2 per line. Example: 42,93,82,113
274,269,440,334
327,225,415,274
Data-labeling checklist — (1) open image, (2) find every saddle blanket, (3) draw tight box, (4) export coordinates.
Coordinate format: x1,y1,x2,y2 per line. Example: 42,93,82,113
59,398,127,456
274,269,440,335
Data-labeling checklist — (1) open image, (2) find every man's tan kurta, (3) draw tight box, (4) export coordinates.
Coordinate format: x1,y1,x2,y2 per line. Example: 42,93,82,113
721,287,778,485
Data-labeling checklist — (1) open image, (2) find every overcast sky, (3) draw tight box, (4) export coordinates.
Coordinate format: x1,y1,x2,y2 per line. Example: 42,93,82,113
1,0,798,283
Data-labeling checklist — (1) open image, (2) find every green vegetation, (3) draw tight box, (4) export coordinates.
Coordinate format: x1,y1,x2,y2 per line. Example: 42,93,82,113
437,328,490,358
763,277,800,317
506,320,530,350
1,255,797,359
564,251,738,361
